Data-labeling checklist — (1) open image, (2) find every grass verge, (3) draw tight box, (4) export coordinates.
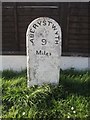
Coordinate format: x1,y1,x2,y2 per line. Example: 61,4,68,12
1,69,90,119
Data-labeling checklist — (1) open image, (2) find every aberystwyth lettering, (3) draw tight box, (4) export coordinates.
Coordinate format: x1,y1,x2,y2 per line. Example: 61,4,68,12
29,19,60,46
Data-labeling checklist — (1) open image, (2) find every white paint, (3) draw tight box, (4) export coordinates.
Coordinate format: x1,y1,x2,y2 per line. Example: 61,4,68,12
0,56,89,71
0,56,2,72
0,56,26,71
26,17,61,86
60,56,89,70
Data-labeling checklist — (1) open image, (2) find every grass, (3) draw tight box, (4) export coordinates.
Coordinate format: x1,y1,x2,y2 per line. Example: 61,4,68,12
0,69,90,119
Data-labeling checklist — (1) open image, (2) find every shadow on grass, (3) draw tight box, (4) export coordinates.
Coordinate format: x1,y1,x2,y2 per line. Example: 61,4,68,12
60,69,90,96
1,69,90,96
2,69,27,79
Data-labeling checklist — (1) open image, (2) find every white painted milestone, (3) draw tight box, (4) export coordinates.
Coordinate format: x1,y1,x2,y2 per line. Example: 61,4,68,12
26,17,61,86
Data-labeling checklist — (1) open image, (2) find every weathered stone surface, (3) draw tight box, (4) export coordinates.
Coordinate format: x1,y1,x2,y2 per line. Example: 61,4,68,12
26,17,61,86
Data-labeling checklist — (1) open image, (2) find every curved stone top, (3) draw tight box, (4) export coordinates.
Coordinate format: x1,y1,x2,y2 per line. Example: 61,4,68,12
26,17,61,55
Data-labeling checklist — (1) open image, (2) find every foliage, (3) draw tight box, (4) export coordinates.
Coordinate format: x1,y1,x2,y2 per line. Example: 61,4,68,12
1,69,90,119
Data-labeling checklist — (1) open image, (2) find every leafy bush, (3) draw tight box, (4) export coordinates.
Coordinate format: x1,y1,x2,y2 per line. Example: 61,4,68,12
1,69,90,119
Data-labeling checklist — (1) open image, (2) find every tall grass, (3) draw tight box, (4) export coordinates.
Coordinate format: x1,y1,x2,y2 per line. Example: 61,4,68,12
1,69,90,119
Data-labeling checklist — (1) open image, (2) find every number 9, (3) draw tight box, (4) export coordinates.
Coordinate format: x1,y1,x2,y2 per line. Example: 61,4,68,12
41,39,47,45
